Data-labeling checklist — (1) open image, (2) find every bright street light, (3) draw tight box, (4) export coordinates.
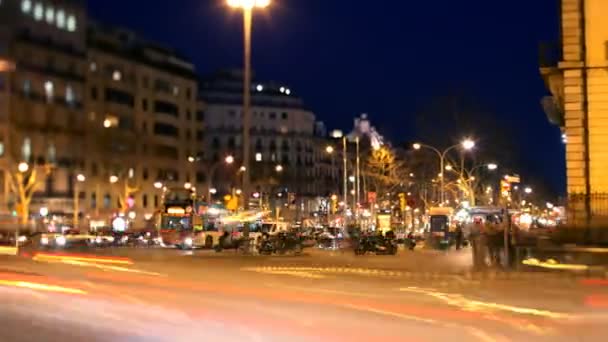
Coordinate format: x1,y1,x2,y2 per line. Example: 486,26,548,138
225,155,235,164
487,163,498,171
239,166,247,172
76,174,86,182
275,165,284,172
412,143,421,150
18,162,29,173
227,0,270,9
461,139,475,150
210,188,218,195
325,145,334,154
524,187,533,194
188,156,195,163
184,182,192,190
236,189,243,195
154,181,163,189
445,165,453,171
109,175,119,184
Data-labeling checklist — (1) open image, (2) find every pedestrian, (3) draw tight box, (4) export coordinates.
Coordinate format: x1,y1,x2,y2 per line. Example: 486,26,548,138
466,216,487,270
455,223,464,250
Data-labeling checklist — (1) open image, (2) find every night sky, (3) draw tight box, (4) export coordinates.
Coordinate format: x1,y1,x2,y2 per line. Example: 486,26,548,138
88,0,565,196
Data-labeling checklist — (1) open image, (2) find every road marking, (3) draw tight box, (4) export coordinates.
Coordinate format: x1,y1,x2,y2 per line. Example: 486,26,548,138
399,287,572,320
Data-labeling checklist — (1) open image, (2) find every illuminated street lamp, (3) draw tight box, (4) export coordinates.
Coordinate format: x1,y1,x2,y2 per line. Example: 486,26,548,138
76,174,86,182
275,165,284,173
225,155,235,165
487,163,498,171
226,0,272,214
188,156,196,163
325,145,334,154
412,139,477,204
17,162,29,173
524,187,533,194
184,182,192,190
207,155,236,201
109,175,119,184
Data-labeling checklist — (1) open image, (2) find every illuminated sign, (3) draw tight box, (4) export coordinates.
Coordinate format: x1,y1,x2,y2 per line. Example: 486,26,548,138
167,207,186,215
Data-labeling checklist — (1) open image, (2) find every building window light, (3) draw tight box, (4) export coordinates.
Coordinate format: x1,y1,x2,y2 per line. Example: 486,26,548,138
173,86,179,96
65,85,75,105
279,87,285,93
90,62,97,72
45,6,54,24
44,80,54,102
21,0,32,14
103,115,119,128
255,153,262,162
66,15,77,32
56,10,65,29
33,3,43,21
112,70,122,81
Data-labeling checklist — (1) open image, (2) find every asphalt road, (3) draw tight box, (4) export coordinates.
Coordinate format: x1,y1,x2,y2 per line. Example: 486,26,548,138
1,247,607,341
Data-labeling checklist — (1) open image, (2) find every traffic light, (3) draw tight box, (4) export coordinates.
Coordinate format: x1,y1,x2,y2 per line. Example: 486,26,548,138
398,193,406,212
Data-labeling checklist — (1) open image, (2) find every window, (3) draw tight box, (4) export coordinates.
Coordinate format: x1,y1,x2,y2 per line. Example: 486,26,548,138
196,172,206,183
56,10,65,29
228,110,236,118
91,193,97,209
142,76,149,88
142,99,148,111
90,87,98,100
186,130,192,140
33,3,43,21
0,135,4,157
112,70,122,81
44,81,54,102
67,15,77,32
21,0,32,14
155,145,179,160
154,195,159,208
196,111,205,122
269,112,277,120
186,110,191,120
65,85,75,105
105,88,134,107
282,112,288,120
212,137,221,149
227,137,236,148
142,195,148,209
91,163,98,176
255,139,263,150
255,153,262,162
153,123,179,137
143,168,149,180
154,100,179,117
104,194,111,209
186,88,191,100
23,80,31,95
196,130,204,141
45,6,54,24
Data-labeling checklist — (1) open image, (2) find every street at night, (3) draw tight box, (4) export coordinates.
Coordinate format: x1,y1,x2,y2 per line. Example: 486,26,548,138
1,248,607,341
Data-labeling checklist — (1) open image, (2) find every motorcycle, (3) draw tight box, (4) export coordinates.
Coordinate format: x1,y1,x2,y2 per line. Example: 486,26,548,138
355,236,398,255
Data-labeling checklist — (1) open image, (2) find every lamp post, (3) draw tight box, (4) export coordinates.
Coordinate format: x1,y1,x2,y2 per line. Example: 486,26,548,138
413,139,475,205
227,0,271,213
74,174,86,228
207,155,234,203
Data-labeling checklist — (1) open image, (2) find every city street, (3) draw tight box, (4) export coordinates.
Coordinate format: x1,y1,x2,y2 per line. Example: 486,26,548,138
1,248,607,341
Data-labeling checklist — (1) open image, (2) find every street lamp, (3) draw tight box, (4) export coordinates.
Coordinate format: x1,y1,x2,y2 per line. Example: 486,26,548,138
188,156,196,163
487,163,498,171
524,187,533,194
275,164,284,173
109,175,119,184
412,139,477,204
18,162,29,173
227,0,272,213
207,155,235,202
77,174,86,183
154,181,163,189
325,145,334,154
184,182,192,190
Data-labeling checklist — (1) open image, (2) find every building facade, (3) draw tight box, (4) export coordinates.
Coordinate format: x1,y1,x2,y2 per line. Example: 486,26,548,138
541,0,608,225
199,70,329,202
0,0,205,226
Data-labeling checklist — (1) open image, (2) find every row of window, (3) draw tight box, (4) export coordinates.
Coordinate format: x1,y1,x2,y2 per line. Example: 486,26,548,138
21,0,77,32
228,110,289,120
22,79,77,105
89,62,193,100
211,137,314,152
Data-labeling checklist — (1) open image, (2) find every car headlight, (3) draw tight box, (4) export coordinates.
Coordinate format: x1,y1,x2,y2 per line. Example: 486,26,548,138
184,237,193,246
41,237,49,245
107,236,115,243
56,236,67,246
